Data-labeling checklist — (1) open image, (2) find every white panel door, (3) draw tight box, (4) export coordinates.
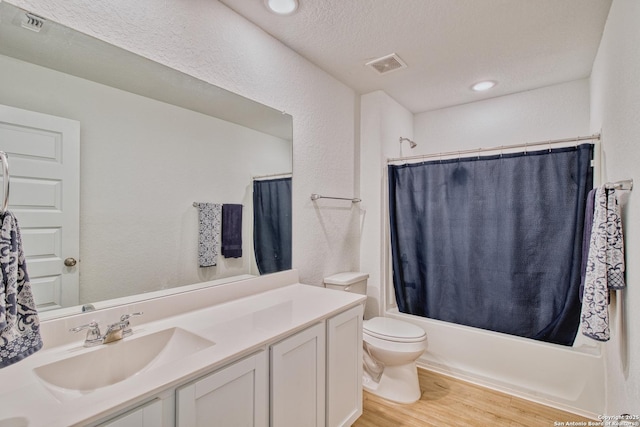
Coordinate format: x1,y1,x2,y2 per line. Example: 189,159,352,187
176,351,268,427
271,322,326,427
327,305,364,427
0,104,80,310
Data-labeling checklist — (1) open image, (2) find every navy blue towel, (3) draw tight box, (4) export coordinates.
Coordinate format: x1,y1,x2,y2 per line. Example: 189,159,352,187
222,204,243,258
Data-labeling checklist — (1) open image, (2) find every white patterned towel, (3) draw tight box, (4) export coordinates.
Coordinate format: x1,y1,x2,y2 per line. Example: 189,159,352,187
580,187,626,341
195,203,222,267
0,211,43,368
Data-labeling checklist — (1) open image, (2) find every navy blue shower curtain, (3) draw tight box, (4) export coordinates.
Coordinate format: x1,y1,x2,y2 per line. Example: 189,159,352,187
388,144,593,346
253,177,292,275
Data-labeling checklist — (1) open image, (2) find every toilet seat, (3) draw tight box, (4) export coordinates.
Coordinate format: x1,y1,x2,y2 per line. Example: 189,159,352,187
363,317,426,343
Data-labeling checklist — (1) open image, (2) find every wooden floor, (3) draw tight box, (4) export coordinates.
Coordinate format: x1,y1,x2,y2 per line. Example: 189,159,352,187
353,368,593,426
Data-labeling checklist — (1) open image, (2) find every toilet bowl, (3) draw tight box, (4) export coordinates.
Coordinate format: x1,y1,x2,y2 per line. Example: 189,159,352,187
362,316,427,403
324,272,427,404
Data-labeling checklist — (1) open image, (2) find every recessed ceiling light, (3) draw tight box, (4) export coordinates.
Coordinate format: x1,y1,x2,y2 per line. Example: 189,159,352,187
265,0,299,15
471,80,497,91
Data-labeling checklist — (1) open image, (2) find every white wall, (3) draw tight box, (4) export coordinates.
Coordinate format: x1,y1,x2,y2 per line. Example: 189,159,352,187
590,0,640,415
0,53,291,303
359,91,413,318
414,79,591,152
7,0,360,287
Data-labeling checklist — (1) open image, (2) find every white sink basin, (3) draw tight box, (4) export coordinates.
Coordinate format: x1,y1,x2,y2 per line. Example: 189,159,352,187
34,327,214,392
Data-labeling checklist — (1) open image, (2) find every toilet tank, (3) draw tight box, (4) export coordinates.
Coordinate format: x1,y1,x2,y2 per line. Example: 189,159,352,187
324,272,369,295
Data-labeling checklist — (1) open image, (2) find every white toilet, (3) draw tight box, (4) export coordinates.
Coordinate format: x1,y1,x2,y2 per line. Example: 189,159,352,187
324,272,427,404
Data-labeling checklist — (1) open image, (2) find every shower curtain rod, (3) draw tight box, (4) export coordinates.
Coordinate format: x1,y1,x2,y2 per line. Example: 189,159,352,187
387,133,601,163
252,172,292,180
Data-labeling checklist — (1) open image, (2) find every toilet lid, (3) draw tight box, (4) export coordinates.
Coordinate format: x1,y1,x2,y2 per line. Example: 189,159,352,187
363,317,426,343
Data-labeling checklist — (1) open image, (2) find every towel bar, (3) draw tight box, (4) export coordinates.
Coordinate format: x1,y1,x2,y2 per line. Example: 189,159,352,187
605,179,633,191
310,193,361,203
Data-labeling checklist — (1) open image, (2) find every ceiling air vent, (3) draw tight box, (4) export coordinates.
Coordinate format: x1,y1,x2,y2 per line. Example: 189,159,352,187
365,53,407,75
21,13,46,33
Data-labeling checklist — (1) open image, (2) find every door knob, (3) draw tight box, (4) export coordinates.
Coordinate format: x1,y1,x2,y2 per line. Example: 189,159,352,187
64,257,77,267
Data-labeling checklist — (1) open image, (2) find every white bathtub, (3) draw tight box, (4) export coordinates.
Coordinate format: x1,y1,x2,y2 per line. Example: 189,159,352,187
386,308,605,417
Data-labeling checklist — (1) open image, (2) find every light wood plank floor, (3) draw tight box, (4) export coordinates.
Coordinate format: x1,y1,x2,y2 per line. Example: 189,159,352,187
353,368,594,426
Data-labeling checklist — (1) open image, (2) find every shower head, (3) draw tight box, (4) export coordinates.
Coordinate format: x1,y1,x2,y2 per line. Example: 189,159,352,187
399,137,417,149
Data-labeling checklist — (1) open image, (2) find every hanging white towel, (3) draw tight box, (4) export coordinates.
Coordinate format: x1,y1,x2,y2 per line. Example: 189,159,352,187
580,187,626,341
605,189,626,290
0,212,43,368
195,203,222,267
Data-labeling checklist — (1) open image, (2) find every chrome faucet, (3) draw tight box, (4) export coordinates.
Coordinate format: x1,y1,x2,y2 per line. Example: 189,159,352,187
69,321,102,347
70,312,144,347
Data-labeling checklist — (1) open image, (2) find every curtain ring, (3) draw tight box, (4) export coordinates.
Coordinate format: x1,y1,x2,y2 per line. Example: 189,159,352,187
500,145,504,158
548,140,552,153
524,142,528,155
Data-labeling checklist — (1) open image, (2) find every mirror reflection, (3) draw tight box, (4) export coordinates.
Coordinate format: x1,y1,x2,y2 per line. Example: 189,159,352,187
0,3,293,318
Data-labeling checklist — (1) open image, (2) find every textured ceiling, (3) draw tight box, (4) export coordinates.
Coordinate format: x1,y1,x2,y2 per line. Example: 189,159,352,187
219,0,612,113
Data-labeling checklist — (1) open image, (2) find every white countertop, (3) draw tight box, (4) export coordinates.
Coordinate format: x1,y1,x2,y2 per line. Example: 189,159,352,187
0,281,365,427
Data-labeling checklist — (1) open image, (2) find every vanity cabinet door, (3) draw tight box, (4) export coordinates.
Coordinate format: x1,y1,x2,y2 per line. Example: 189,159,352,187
176,351,268,427
326,304,364,427
271,322,326,427
97,399,163,427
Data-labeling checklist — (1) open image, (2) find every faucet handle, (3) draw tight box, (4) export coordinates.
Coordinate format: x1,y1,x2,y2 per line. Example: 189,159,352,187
69,320,100,334
120,312,143,322
120,312,143,337
69,321,102,346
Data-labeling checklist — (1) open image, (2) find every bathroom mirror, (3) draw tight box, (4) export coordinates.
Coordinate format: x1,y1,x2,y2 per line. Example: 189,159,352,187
0,3,293,319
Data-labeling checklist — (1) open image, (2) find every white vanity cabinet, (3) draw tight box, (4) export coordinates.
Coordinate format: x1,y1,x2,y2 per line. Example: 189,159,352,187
40,281,367,427
174,305,363,427
326,305,363,427
271,322,326,427
176,351,268,427
95,305,364,427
